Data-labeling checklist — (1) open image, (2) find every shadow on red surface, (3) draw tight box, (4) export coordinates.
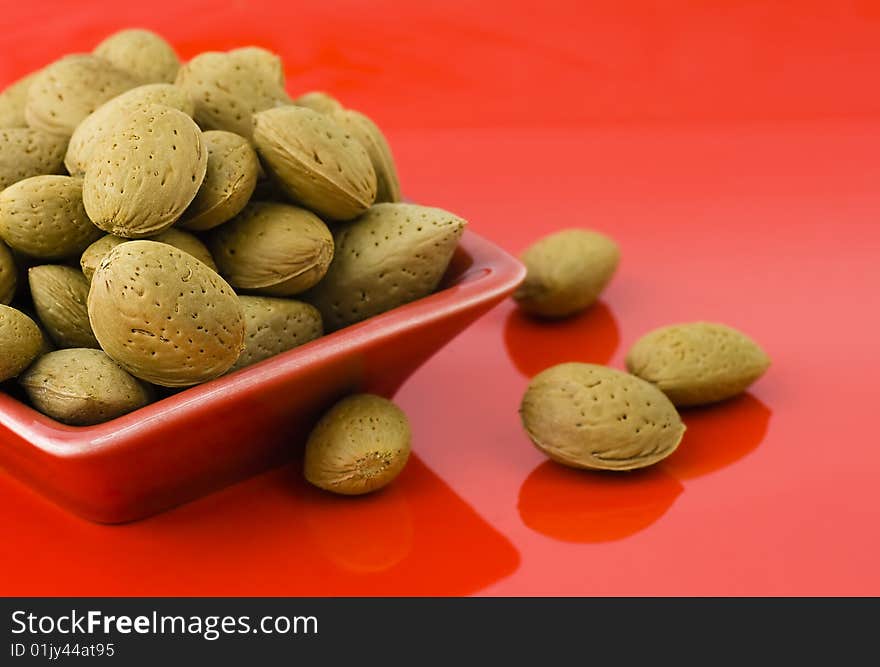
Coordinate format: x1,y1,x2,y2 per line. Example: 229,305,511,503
503,301,621,378
518,461,683,543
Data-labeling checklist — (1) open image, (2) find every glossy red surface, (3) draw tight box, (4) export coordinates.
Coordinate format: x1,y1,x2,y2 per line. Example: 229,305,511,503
1,0,879,595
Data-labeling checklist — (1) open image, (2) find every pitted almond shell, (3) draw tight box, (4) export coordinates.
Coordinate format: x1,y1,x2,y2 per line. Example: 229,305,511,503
178,131,260,231
207,202,334,296
514,229,620,318
0,70,41,128
304,394,411,495
294,91,343,115
253,106,377,221
0,305,43,382
303,203,466,331
0,128,67,190
625,322,771,406
19,348,152,425
520,363,686,471
333,109,401,203
229,296,323,372
65,83,195,175
28,265,100,349
174,47,292,139
25,54,139,136
88,240,245,387
83,105,207,238
0,175,102,260
81,229,216,281
93,29,180,84
0,242,17,305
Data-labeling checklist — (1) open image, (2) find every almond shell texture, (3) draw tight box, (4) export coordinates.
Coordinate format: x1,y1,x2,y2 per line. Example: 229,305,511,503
304,394,411,495
253,106,377,221
93,29,180,84
82,105,207,238
293,91,343,115
0,70,41,128
65,83,195,175
80,229,215,281
520,363,686,471
625,322,771,406
88,240,245,387
0,304,43,382
29,265,99,349
514,228,620,318
19,348,152,425
0,175,102,260
303,203,466,331
0,128,67,190
229,296,323,372
333,108,401,203
178,130,260,231
0,241,17,304
207,201,334,296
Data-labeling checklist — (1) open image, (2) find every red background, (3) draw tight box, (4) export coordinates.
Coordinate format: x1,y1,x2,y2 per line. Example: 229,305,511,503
2,0,879,595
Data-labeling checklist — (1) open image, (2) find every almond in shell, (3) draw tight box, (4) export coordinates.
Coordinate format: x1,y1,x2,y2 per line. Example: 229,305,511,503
28,265,100,349
178,130,260,231
520,363,686,471
83,105,207,238
625,322,771,406
333,108,401,203
0,128,67,190
229,296,323,372
0,305,43,382
0,70,41,128
0,175,102,260
80,229,216,281
207,202,334,296
253,106,377,221
294,91,343,115
514,229,620,318
19,348,152,425
303,203,466,331
65,83,195,175
93,29,180,84
88,240,245,387
25,54,139,136
304,394,411,495
174,47,291,139
0,242,17,305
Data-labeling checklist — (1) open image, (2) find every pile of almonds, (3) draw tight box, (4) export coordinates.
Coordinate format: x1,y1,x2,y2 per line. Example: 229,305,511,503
0,29,466,450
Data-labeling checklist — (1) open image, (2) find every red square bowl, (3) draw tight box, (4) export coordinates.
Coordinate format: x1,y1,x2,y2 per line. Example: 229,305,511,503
0,230,525,524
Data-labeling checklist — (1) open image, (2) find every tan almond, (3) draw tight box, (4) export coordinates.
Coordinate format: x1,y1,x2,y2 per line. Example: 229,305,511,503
514,229,620,318
19,348,152,425
83,104,207,238
303,203,466,331
0,175,102,260
229,296,323,372
294,91,343,115
626,322,771,406
80,229,215,282
253,106,377,221
0,128,67,190
0,305,43,381
0,242,17,305
304,394,411,495
174,47,292,139
25,54,139,136
88,240,245,387
520,363,686,471
178,131,260,231
93,28,180,84
333,108,401,203
65,83,195,175
207,202,334,296
0,70,41,128
28,265,100,349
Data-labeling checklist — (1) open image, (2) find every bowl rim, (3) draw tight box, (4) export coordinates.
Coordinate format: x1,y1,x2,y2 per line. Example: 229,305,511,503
0,228,525,447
